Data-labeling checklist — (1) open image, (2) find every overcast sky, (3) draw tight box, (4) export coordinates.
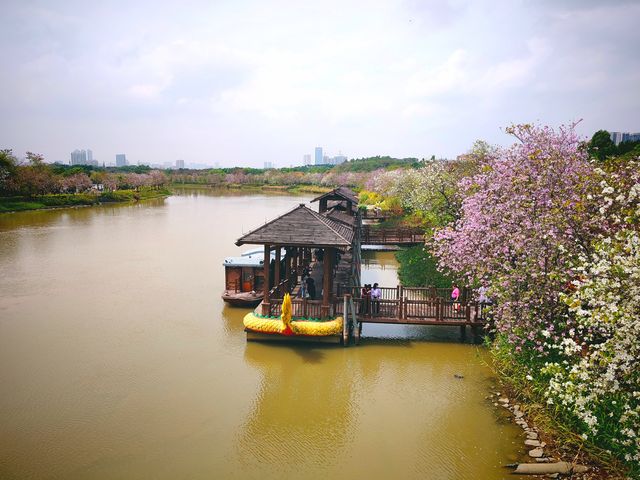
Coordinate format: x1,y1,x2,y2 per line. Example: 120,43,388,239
1,0,638,167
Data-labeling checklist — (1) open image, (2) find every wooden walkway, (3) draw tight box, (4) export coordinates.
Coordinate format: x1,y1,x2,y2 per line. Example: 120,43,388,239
336,286,488,327
360,225,424,245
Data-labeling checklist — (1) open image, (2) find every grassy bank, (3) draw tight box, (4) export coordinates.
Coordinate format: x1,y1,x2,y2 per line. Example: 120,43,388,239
491,337,631,479
0,188,171,213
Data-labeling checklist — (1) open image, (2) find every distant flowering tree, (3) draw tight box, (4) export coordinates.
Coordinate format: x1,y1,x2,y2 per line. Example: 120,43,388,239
61,173,92,193
366,147,483,227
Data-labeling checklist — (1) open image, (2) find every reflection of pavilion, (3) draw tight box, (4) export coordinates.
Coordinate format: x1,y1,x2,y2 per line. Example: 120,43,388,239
235,188,361,342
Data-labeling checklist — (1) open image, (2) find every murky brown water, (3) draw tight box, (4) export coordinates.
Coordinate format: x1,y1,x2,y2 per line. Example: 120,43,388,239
0,190,523,479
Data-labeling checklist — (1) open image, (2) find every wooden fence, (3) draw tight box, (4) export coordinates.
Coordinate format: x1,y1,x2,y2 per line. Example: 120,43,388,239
266,298,326,319
337,286,489,324
360,226,425,245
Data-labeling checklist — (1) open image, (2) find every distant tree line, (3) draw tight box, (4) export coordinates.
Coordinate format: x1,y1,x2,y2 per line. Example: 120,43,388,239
167,156,429,188
0,150,166,196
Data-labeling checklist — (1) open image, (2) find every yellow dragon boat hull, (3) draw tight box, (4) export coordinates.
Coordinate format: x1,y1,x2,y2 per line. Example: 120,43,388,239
243,312,343,339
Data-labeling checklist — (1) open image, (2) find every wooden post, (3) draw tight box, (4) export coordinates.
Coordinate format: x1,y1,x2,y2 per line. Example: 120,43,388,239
262,244,271,315
321,247,333,318
291,247,298,290
399,285,404,320
274,246,281,290
285,247,291,293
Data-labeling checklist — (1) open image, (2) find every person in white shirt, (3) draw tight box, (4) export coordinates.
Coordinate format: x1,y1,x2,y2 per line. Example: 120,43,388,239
370,283,382,315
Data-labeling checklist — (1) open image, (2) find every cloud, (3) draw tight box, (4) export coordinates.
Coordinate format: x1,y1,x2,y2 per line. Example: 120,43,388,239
0,0,638,165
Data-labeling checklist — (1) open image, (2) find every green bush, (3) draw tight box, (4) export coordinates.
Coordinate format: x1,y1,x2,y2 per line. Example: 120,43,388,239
395,246,452,287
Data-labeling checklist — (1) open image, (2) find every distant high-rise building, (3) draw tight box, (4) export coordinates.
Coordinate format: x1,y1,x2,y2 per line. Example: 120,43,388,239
70,149,88,165
176,159,185,169
332,155,347,165
115,154,128,167
303,154,312,166
610,131,640,145
314,147,323,165
264,161,274,169
87,149,93,162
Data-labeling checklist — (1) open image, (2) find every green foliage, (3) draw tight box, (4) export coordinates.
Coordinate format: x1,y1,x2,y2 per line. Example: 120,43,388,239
588,130,616,161
108,165,152,174
615,141,640,157
332,156,421,173
0,149,18,194
586,130,640,161
396,246,452,287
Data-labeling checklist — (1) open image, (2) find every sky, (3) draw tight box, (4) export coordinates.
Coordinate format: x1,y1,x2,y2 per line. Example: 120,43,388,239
0,0,639,168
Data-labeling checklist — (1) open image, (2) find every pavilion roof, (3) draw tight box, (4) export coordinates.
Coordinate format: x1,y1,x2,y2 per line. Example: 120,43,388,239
311,186,359,205
236,204,354,248
324,207,356,227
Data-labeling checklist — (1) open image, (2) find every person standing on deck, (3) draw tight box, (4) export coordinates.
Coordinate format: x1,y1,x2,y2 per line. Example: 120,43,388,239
361,284,372,315
451,282,461,313
371,283,381,315
299,272,308,298
306,276,316,300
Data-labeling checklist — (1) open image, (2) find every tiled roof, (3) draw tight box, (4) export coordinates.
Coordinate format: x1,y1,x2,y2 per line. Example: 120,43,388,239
311,186,359,205
236,204,354,247
324,207,356,227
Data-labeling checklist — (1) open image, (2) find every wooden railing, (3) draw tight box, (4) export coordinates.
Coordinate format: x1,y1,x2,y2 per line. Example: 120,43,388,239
269,278,290,299
360,226,425,245
338,285,489,324
267,298,326,319
361,209,392,220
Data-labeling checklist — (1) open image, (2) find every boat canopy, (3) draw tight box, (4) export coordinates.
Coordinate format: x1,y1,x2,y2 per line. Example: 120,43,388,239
222,248,284,268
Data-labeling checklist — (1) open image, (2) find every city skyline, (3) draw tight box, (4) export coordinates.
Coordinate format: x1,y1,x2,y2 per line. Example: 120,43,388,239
1,1,639,167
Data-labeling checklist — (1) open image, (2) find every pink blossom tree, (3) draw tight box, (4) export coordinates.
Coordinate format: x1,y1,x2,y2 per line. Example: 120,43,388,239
432,124,601,349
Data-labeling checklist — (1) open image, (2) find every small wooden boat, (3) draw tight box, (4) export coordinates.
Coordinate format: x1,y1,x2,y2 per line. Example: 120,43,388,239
221,248,276,307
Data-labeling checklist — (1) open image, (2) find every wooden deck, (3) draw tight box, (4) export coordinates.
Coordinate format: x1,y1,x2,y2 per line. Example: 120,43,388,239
265,285,489,327
336,286,489,327
360,225,424,245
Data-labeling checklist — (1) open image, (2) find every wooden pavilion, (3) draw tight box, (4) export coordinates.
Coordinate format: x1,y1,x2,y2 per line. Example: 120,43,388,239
311,186,359,215
236,203,355,319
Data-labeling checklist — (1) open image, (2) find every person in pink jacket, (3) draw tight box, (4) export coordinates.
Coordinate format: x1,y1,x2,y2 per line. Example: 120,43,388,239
451,283,461,312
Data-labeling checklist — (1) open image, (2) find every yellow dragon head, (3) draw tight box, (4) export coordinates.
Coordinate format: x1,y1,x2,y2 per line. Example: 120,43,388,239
281,292,293,335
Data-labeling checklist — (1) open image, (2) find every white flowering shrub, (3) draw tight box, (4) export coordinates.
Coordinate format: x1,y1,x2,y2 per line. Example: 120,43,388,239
546,157,640,467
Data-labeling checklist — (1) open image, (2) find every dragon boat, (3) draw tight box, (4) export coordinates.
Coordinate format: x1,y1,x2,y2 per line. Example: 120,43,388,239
243,293,344,344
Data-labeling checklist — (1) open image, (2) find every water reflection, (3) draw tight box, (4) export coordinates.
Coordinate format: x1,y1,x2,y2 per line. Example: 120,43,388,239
235,343,354,477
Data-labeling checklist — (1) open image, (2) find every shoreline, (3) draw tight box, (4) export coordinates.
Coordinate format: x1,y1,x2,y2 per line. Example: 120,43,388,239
0,184,331,215
490,382,628,479
0,188,171,214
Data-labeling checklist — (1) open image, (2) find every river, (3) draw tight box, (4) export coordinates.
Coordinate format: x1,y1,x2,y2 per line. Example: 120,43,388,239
0,189,523,479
